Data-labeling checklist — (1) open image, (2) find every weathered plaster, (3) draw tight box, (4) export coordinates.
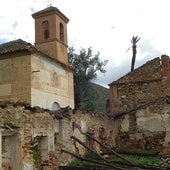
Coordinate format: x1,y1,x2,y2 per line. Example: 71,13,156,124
0,103,116,168
31,55,74,109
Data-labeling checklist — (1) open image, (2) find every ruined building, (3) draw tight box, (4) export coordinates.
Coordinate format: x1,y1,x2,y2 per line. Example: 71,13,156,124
0,6,115,170
109,55,170,150
0,5,170,170
0,6,76,169
0,6,123,168
0,6,74,110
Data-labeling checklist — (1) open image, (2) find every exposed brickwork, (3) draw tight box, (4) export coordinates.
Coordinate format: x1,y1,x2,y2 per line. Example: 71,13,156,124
109,57,163,113
109,55,170,151
32,6,69,65
0,103,120,169
0,101,170,168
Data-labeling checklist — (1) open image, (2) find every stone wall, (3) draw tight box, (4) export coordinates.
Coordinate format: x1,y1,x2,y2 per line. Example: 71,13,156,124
0,101,170,169
109,57,162,113
0,101,58,169
109,55,170,152
0,102,119,169
55,110,119,166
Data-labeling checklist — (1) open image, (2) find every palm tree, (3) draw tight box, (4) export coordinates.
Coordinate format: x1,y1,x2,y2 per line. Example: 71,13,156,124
131,36,140,72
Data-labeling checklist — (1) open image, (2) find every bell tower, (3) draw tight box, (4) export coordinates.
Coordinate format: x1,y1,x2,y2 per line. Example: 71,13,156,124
32,6,69,65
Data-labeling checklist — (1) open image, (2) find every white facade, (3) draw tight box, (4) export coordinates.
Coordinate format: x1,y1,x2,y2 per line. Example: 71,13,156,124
31,54,74,109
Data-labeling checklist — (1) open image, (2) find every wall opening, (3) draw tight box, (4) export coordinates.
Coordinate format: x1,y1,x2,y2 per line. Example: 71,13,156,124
42,21,50,39
59,23,64,42
51,102,60,111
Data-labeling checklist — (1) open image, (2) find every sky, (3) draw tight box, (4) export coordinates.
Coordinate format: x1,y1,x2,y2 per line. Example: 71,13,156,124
0,0,170,87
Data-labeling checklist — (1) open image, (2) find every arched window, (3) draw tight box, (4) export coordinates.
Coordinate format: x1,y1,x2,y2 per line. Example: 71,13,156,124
59,22,64,41
42,21,50,39
51,102,60,111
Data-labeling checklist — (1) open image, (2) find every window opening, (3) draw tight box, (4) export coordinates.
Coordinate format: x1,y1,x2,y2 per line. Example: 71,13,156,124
51,102,60,111
42,21,50,39
59,23,64,41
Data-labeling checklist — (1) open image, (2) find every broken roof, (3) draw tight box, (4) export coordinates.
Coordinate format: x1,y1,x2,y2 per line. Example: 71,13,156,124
109,57,161,86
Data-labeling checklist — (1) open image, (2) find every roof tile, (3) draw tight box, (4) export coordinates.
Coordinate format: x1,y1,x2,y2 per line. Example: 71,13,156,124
0,39,32,55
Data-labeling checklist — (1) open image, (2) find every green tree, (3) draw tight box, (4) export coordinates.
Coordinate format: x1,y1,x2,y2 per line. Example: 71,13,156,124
68,47,108,110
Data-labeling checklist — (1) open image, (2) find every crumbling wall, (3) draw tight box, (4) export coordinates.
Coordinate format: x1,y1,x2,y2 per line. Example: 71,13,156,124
0,102,119,169
109,57,162,113
116,105,170,150
109,56,170,152
71,111,117,153
0,101,59,170
56,110,119,166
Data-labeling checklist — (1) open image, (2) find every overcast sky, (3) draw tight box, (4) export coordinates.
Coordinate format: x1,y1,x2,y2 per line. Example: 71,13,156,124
0,0,170,87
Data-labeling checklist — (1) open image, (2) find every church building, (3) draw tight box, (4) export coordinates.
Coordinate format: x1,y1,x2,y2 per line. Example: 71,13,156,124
0,6,74,110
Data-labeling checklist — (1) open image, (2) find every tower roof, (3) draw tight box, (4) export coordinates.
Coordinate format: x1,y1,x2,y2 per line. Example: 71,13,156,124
32,6,69,23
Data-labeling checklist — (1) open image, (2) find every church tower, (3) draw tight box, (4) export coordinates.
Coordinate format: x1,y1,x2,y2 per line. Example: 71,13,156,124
32,6,69,65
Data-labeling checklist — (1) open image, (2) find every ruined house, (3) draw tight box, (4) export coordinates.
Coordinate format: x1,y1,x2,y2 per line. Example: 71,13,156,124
0,6,116,170
0,102,118,169
109,55,170,150
0,4,170,170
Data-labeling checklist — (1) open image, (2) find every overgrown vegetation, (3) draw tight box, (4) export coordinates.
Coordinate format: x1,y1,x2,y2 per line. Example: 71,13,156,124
68,46,108,111
109,155,160,166
68,160,96,167
33,146,41,168
68,151,100,167
84,151,99,160
68,149,161,168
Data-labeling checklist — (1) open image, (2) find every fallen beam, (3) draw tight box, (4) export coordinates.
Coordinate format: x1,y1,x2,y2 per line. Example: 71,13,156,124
61,149,125,170
73,122,133,165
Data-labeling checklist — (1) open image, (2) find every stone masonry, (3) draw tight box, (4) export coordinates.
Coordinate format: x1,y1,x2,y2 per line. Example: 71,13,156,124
0,102,119,169
109,55,170,151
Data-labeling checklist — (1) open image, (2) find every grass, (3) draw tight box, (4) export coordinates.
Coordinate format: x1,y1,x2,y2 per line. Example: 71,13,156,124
68,159,96,167
68,160,84,166
68,152,100,167
109,155,161,166
84,151,99,160
68,149,161,168
33,146,41,168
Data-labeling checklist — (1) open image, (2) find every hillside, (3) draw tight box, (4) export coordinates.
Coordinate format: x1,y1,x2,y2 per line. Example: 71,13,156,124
91,83,109,112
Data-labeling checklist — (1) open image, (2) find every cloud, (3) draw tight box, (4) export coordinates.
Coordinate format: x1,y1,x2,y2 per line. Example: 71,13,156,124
0,0,170,88
95,38,163,87
12,21,18,29
95,58,131,87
